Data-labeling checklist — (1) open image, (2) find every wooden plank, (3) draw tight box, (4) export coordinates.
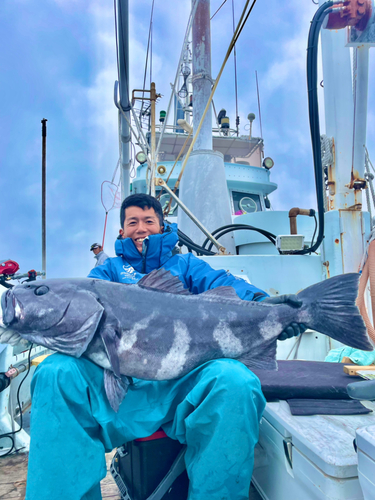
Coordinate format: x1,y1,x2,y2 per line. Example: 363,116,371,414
344,364,375,376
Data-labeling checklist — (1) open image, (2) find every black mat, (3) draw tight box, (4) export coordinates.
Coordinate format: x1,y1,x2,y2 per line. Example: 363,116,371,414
286,398,371,416
251,360,363,400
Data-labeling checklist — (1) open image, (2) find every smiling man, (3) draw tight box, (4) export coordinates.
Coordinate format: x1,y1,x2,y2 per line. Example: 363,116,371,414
25,193,305,500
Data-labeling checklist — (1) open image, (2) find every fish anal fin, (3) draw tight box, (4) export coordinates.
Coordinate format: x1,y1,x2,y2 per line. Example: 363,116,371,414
137,268,190,295
238,340,278,371
104,370,130,412
101,327,121,378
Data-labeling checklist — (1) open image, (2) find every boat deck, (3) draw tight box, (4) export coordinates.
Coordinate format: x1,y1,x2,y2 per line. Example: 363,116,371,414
0,450,121,499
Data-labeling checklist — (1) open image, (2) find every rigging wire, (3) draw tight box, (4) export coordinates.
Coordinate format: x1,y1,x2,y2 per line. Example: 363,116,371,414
255,70,263,140
140,0,155,124
232,0,240,136
154,0,199,164
169,0,259,196
211,0,228,20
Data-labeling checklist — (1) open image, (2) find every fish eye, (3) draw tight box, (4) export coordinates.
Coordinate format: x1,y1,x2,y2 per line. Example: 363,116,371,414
34,286,49,296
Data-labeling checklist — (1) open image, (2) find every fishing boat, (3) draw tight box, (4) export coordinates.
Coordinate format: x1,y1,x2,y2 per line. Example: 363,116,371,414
1,0,375,499
111,0,375,498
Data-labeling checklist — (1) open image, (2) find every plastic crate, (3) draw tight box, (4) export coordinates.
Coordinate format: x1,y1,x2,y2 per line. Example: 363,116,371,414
111,430,189,500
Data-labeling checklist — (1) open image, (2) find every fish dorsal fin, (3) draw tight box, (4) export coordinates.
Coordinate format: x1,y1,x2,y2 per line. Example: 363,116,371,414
201,286,242,300
137,268,191,295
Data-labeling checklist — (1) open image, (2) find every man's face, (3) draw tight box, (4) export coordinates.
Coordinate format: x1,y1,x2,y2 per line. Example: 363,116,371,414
93,246,102,255
120,206,163,253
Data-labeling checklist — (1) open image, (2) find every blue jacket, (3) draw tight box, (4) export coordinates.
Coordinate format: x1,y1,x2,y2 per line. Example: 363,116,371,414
88,223,267,301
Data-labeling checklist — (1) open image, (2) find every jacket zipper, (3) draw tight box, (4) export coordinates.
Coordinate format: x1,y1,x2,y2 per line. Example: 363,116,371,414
141,238,150,274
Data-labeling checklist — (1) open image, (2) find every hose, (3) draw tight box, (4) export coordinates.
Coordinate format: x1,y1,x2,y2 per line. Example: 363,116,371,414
292,1,334,255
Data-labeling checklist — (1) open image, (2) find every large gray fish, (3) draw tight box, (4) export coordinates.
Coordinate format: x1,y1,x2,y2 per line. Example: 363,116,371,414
0,269,372,411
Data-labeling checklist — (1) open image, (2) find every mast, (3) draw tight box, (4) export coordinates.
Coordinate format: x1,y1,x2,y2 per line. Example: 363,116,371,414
116,0,131,200
41,119,47,278
178,0,236,253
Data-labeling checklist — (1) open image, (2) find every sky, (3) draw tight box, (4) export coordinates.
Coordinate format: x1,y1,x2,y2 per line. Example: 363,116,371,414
0,0,374,280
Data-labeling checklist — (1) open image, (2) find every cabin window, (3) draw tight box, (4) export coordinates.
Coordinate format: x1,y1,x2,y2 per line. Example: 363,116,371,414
232,191,261,214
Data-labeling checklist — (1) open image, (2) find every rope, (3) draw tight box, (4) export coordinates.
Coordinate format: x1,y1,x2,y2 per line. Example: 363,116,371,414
171,0,258,192
364,151,374,227
320,134,333,166
357,240,375,345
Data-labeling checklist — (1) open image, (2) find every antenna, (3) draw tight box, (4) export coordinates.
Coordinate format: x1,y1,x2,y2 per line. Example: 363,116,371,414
255,71,263,142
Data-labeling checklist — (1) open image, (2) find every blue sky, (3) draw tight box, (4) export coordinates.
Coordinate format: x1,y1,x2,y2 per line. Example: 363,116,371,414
1,0,374,279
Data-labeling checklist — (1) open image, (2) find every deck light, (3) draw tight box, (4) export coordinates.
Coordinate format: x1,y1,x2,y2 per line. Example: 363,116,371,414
263,157,274,169
276,235,305,253
135,151,147,164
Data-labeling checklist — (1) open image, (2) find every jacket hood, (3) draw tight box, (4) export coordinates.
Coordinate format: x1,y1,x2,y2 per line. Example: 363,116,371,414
114,222,179,273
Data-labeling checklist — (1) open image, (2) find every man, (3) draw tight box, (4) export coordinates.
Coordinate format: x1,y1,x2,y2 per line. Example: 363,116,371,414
90,243,109,267
26,194,306,500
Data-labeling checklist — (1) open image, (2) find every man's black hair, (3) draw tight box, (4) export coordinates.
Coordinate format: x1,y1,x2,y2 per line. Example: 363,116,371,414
120,193,164,228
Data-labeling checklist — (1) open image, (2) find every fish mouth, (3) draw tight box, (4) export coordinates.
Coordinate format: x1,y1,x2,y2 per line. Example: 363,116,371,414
0,289,17,327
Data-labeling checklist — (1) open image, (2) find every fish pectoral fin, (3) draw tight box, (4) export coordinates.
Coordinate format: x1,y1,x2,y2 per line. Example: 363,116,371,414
137,268,190,295
20,308,104,357
104,370,130,412
101,327,121,378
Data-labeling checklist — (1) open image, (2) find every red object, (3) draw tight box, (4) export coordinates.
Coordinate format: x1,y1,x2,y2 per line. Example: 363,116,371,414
135,429,168,442
28,270,37,280
326,0,372,31
0,260,20,276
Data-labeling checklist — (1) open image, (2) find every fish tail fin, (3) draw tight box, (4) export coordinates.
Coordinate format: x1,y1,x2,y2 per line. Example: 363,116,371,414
104,370,131,412
298,273,373,351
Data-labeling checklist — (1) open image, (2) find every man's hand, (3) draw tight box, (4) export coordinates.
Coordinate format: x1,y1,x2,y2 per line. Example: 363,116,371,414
261,294,307,341
261,294,302,308
277,322,307,341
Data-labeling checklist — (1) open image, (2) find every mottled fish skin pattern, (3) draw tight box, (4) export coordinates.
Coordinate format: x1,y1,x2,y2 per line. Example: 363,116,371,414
0,272,372,410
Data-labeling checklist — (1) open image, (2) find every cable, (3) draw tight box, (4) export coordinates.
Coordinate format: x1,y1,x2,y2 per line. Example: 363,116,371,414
0,344,33,457
177,229,216,256
310,213,318,249
291,1,334,255
206,226,277,252
201,223,277,249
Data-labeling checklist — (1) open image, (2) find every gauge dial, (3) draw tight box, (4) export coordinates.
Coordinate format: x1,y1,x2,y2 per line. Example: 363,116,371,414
239,197,257,213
